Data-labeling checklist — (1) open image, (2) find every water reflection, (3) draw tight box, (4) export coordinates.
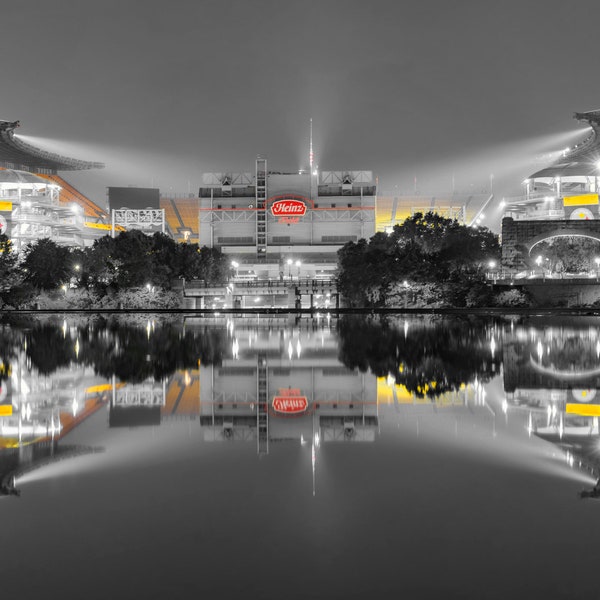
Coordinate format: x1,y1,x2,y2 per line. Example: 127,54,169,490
1,314,599,497
504,317,600,484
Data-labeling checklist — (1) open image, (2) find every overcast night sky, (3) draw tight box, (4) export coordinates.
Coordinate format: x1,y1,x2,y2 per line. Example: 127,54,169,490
2,0,600,230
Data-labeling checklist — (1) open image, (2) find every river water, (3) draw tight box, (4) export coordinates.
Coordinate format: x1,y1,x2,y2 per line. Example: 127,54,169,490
1,313,599,599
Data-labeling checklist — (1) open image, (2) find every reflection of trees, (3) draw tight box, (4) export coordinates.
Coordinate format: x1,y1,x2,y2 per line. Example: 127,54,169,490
0,326,23,381
338,316,500,397
537,337,599,371
6,319,229,382
78,322,228,382
25,324,76,374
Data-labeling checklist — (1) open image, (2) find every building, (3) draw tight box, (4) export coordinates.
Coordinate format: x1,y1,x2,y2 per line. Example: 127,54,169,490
503,109,600,221
0,120,109,249
198,157,376,280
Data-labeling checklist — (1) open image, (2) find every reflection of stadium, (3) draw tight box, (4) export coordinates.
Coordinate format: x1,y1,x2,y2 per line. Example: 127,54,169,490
502,322,600,472
0,120,109,249
197,320,379,452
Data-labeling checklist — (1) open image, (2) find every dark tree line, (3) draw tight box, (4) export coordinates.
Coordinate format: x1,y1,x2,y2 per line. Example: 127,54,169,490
337,212,501,307
0,231,231,307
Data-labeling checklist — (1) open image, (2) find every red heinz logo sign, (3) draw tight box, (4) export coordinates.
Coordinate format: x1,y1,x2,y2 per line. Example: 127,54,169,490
272,388,308,414
270,199,307,224
271,199,307,217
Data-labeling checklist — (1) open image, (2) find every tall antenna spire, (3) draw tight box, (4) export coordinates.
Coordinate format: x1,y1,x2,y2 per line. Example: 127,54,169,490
309,118,314,169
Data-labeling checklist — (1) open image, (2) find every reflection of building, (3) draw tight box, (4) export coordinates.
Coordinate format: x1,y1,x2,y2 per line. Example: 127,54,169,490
198,322,378,452
0,355,110,449
502,321,600,475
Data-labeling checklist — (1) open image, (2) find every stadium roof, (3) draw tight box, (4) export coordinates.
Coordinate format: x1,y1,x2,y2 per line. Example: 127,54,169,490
0,120,104,173
529,110,600,179
0,169,52,186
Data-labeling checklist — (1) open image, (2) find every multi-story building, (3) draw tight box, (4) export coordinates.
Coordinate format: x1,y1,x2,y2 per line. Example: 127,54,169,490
198,157,376,280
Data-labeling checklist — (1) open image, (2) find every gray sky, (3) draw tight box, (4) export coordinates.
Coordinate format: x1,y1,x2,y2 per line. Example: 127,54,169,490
2,0,600,229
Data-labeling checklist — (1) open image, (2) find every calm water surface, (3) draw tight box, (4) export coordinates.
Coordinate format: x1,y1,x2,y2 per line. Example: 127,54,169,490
1,313,600,599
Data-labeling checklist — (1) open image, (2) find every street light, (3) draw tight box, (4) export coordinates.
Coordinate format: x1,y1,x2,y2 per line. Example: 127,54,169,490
231,260,239,280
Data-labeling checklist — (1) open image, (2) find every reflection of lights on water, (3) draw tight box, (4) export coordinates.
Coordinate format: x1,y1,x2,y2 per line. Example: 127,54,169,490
62,320,67,338
527,411,533,437
232,338,239,359
501,399,508,414
296,339,302,358
21,403,32,420
74,338,80,358
490,337,496,358
404,320,409,339
184,371,191,387
314,431,320,448
146,320,151,339
72,397,78,417
536,340,543,361
558,414,564,440
288,340,293,360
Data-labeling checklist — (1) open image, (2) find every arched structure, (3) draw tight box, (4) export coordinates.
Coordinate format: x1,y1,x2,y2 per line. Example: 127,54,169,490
501,217,600,270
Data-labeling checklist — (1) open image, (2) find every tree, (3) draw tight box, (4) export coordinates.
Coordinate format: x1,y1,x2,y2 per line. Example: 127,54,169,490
22,238,72,291
0,234,22,302
337,212,501,307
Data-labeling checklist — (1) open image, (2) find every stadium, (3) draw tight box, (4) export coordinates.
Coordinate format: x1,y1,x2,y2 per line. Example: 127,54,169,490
503,109,600,221
0,119,495,262
0,119,111,248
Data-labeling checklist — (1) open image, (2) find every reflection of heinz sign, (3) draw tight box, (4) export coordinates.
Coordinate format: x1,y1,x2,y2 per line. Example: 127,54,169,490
271,199,307,224
272,388,308,414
